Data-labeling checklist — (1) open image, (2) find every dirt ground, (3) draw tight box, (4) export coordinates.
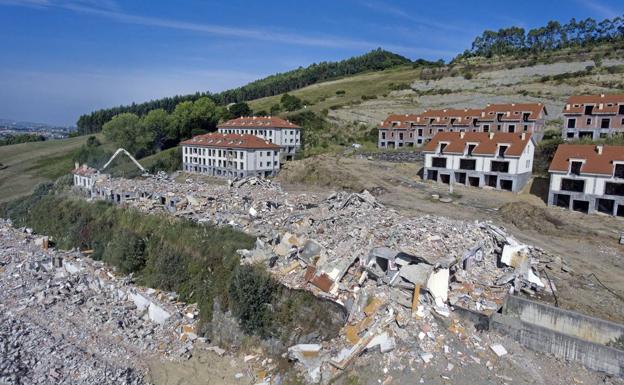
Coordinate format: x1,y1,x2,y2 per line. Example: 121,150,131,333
277,154,624,324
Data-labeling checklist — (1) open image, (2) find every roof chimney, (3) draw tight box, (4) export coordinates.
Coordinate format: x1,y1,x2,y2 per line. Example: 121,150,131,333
521,132,526,140
74,161,79,170
460,132,465,139
489,132,494,140
596,144,604,155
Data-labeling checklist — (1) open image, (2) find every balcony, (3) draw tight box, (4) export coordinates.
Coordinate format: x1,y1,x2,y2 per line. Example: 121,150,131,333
459,159,476,171
490,161,509,173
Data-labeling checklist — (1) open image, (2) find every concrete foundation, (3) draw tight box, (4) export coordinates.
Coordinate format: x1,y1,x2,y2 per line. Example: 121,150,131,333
490,295,624,377
548,190,624,216
423,167,531,193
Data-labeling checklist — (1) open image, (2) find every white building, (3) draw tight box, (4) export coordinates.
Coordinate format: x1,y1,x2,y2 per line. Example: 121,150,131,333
548,144,624,216
217,116,301,160
422,132,534,193
181,133,282,179
72,163,98,190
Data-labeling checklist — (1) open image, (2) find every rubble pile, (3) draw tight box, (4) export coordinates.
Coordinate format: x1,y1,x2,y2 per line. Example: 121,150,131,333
0,220,203,385
84,175,565,383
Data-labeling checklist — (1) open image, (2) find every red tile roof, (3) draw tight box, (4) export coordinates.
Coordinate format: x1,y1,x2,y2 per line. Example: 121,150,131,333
181,133,281,150
423,132,532,157
72,165,98,176
218,116,301,129
481,103,546,122
549,144,624,176
379,114,421,129
563,94,624,115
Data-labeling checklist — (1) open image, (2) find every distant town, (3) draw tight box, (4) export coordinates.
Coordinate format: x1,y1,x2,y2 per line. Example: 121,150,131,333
0,118,75,140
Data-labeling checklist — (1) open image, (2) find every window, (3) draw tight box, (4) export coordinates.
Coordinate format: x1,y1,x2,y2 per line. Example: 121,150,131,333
274,151,278,156
570,161,582,175
381,132,386,139
467,144,476,156
584,105,594,115
490,161,509,173
432,157,447,168
561,178,585,192
498,145,508,158
524,125,529,132
567,119,576,128
615,164,624,178
439,143,448,153
526,159,531,168
459,159,476,170
601,118,610,129
267,151,270,156
497,125,502,131
508,125,515,133
605,182,624,196
259,162,263,167
483,125,490,133
399,133,404,140
586,118,592,125
619,105,624,114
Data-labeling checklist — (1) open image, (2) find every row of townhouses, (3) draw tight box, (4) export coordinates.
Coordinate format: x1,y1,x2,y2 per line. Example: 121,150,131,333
421,130,624,217
378,103,548,149
379,94,624,149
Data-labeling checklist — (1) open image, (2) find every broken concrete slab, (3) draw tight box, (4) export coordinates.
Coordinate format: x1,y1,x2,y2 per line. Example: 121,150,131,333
426,268,449,302
148,302,171,325
399,264,433,286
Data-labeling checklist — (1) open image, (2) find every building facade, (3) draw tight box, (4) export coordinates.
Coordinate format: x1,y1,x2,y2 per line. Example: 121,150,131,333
181,133,281,179
72,163,98,190
548,144,624,216
422,132,535,193
378,103,547,149
561,94,624,140
217,116,301,160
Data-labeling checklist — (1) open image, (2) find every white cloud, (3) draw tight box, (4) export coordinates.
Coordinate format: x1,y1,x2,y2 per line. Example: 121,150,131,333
577,0,621,19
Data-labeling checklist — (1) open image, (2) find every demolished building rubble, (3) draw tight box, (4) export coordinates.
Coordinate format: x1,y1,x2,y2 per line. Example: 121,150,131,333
0,219,203,384
68,173,572,383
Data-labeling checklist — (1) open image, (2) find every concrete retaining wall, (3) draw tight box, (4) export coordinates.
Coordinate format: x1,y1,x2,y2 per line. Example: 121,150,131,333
491,295,624,377
503,295,624,345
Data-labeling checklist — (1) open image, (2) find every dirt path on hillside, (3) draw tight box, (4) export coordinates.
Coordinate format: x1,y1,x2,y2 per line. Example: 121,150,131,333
278,155,624,323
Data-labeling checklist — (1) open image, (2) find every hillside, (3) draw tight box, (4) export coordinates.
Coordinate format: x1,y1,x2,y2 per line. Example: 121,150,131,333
0,135,99,202
76,49,414,134
251,44,624,133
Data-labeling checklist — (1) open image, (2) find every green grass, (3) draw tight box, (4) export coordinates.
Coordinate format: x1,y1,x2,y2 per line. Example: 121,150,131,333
248,65,422,115
0,135,107,203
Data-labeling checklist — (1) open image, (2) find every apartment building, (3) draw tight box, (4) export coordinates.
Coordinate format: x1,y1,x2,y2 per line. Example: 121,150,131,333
181,133,281,179
72,163,98,190
422,132,535,193
548,144,624,216
378,103,547,148
217,116,301,160
562,94,624,140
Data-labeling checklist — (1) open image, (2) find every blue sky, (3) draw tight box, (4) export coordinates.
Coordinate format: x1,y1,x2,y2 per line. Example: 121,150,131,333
0,0,622,125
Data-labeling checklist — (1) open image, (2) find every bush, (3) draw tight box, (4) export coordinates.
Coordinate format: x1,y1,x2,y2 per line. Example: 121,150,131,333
103,231,146,274
335,90,346,95
228,265,278,337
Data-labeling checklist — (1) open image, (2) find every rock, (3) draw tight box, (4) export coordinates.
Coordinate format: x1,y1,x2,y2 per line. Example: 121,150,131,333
490,343,508,357
426,268,449,302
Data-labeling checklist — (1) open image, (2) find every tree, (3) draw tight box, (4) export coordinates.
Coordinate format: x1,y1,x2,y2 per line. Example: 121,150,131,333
102,113,155,157
281,94,303,111
191,97,218,133
229,102,252,118
141,109,169,150
168,101,193,141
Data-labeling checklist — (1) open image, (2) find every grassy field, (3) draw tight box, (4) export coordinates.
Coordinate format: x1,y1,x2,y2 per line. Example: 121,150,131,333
0,136,100,202
248,64,422,115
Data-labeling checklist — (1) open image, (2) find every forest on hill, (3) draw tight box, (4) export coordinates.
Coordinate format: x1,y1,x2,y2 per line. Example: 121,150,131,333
76,49,413,134
458,15,624,59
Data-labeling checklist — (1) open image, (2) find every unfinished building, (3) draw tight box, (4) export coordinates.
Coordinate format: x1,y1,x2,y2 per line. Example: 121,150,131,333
217,116,301,160
378,103,547,148
181,133,282,179
562,94,624,140
422,132,534,193
72,163,98,190
548,144,624,216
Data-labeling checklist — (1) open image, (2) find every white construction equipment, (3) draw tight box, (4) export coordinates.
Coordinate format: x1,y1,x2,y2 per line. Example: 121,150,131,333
100,148,147,173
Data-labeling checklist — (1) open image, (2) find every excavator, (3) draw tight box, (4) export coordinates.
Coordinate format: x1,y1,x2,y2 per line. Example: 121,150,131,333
100,148,149,175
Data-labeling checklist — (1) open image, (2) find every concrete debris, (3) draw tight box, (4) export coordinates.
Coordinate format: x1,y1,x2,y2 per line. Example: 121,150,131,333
490,343,508,357
69,174,567,382
0,219,202,385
